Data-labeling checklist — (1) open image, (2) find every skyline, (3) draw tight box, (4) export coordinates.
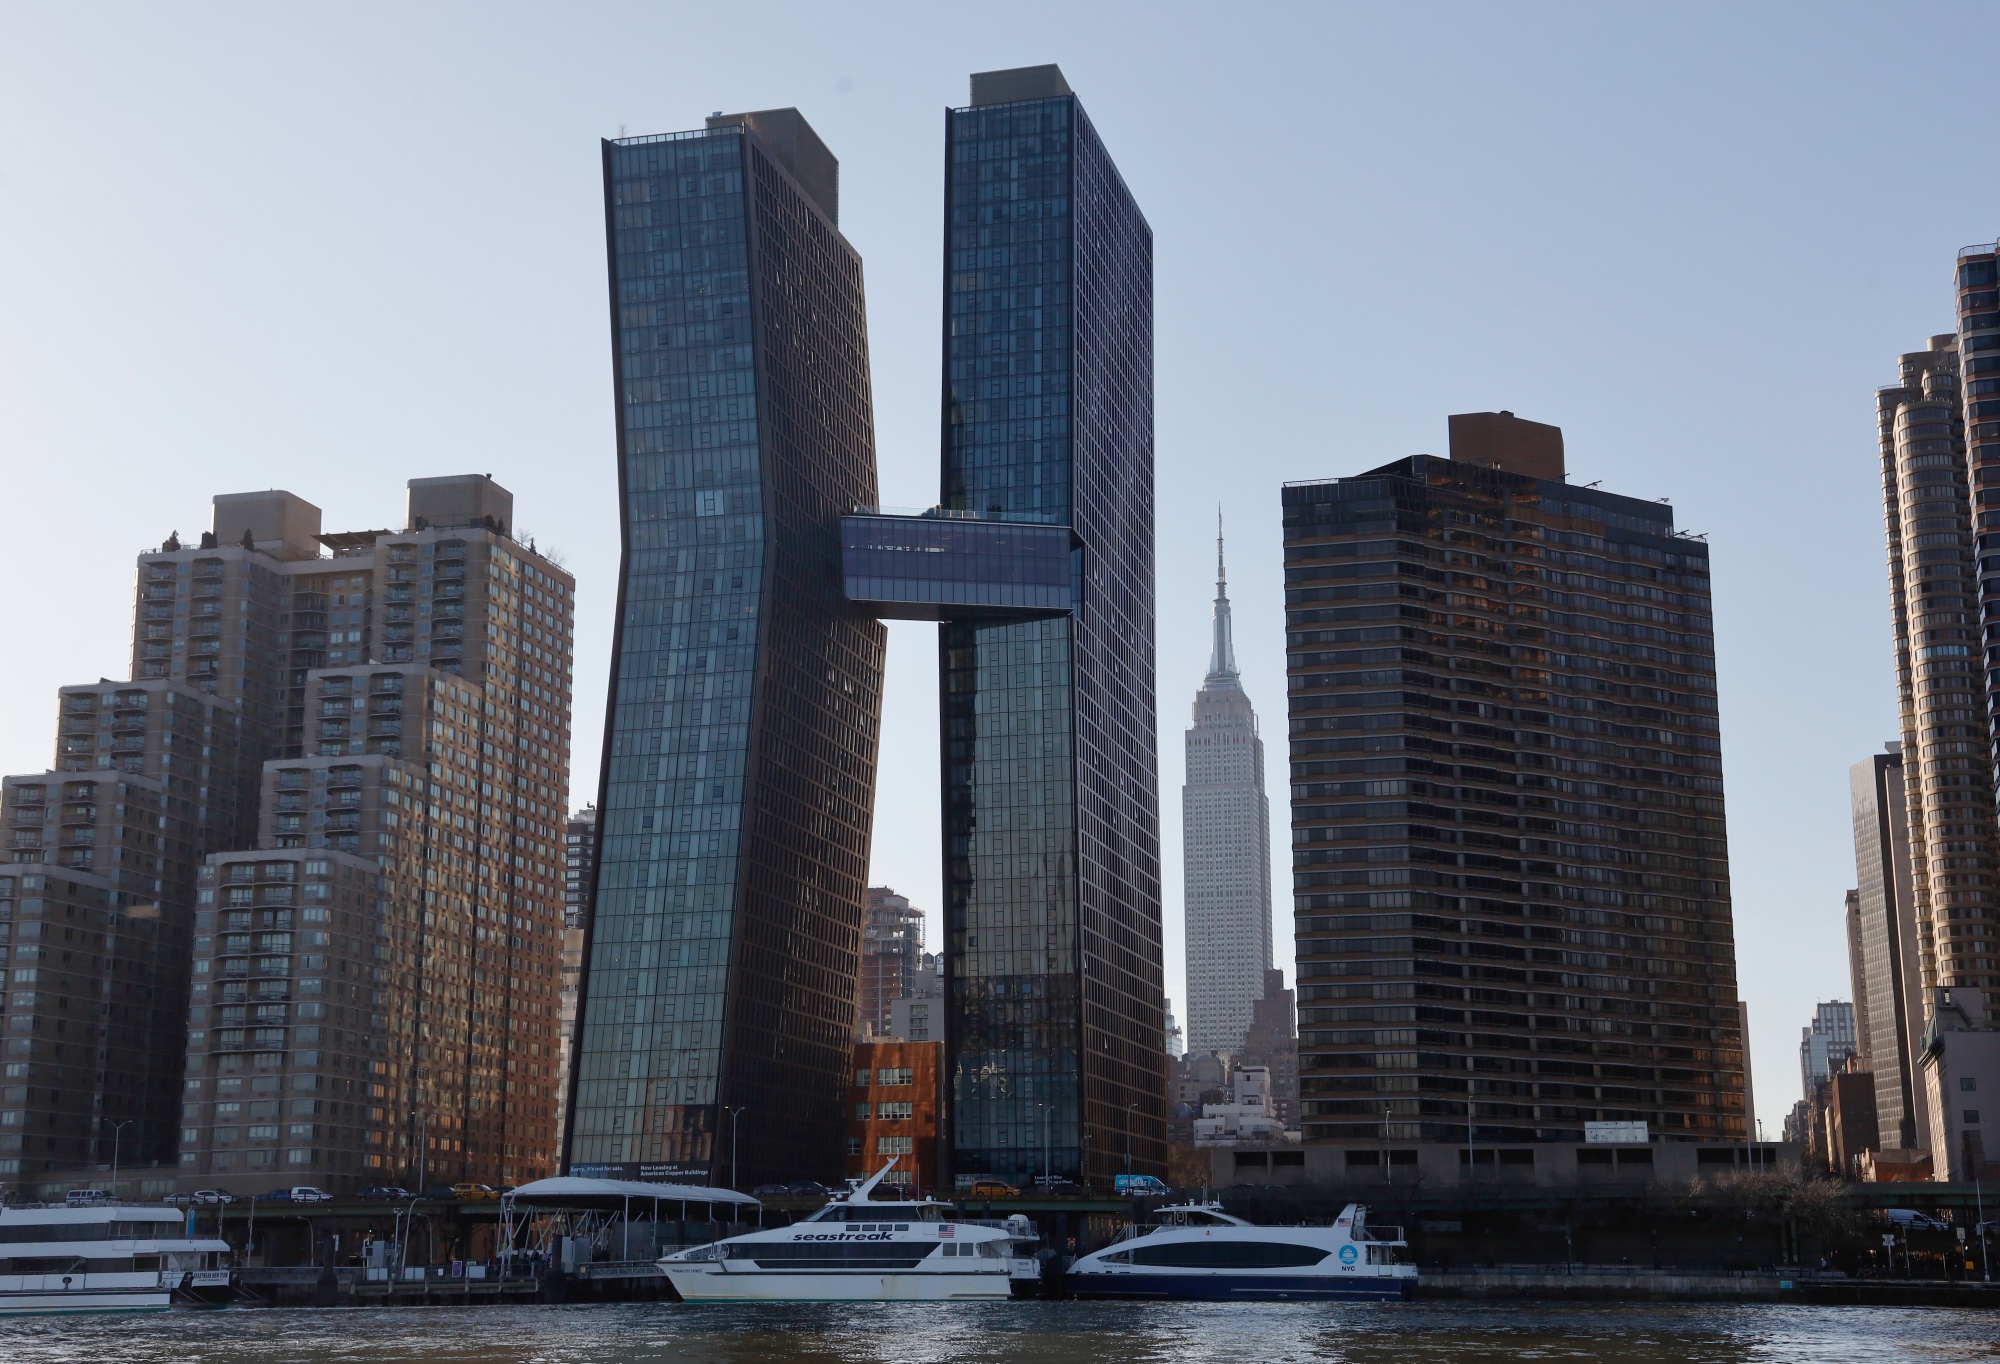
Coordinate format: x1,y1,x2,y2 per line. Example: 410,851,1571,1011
8,4,2000,1130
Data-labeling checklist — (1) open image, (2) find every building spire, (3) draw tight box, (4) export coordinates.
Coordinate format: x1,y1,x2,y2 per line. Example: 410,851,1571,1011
1207,508,1238,684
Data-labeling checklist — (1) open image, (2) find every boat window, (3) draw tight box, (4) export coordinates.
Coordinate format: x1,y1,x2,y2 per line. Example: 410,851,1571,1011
731,1242,933,1270
0,1220,177,1244
1129,1241,1330,1270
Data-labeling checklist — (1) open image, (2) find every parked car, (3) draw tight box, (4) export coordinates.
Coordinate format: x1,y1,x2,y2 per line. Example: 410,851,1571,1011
189,1189,236,1206
64,1189,116,1207
964,1179,1019,1199
752,1183,792,1198
259,1186,333,1203
1885,1208,1952,1232
1114,1174,1171,1197
452,1183,500,1202
356,1186,415,1201
784,1181,830,1198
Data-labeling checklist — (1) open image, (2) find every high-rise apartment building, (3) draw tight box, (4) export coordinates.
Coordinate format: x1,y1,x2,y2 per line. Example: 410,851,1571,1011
1798,1000,1857,1097
935,64,1162,1187
1878,335,2000,1005
165,478,574,1193
1283,412,1743,1146
838,64,1165,1187
1847,747,1927,1149
568,107,885,1185
1958,245,2000,796
1183,525,1273,1057
1241,969,1299,1129
0,674,248,1187
859,888,924,1040
556,805,597,1154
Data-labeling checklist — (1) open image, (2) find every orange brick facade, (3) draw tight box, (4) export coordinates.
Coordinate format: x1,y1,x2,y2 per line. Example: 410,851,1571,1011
845,1040,942,1193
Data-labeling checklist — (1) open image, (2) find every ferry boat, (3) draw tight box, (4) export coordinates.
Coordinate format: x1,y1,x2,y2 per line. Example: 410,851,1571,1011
659,1162,1034,1302
0,1204,232,1314
1065,1201,1416,1301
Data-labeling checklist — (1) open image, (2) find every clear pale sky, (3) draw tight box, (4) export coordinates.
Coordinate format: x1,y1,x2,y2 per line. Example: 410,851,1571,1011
4,2,1997,1132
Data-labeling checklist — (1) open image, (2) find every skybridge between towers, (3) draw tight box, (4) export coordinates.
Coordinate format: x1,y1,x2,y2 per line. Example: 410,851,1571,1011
840,509,1077,622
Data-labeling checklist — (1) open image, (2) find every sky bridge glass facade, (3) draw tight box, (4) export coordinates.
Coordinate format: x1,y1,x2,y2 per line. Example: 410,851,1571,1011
940,84,1165,1187
569,117,883,1187
841,515,1073,619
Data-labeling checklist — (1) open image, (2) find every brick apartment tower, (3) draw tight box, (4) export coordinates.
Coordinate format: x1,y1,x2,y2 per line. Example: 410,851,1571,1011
158,477,574,1193
1878,335,2000,1011
1282,412,1743,1146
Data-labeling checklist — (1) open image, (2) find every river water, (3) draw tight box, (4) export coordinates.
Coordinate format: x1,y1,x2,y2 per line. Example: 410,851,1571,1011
0,1303,1994,1363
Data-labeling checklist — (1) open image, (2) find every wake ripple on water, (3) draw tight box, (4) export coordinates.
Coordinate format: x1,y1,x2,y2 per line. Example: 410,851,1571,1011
0,1301,1995,1364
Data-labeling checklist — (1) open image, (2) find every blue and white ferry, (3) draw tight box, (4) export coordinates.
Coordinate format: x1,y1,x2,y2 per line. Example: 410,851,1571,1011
1065,1201,1416,1301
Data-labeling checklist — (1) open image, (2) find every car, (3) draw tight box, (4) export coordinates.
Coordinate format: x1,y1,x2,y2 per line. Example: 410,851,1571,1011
964,1179,1019,1199
452,1183,500,1202
189,1189,236,1206
1885,1208,1951,1232
752,1183,792,1198
1114,1174,1171,1197
784,1181,830,1198
259,1186,333,1203
64,1189,116,1206
356,1186,415,1201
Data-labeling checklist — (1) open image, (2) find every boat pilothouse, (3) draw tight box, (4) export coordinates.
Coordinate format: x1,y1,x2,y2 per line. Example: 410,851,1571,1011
1066,1201,1417,1301
0,1204,231,1314
659,1161,1036,1302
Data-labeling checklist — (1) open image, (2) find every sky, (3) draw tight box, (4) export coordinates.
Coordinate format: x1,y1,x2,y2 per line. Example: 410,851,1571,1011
3,1,1998,1133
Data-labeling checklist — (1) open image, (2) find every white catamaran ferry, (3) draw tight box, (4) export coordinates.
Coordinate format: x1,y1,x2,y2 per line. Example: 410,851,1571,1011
1065,1201,1416,1301
659,1162,1035,1302
0,1204,231,1314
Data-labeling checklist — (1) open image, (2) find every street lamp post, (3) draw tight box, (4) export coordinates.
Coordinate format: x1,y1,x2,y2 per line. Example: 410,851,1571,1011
102,1118,134,1200
411,1111,430,1194
1382,1105,1392,1187
727,1107,746,1193
1967,1131,1991,1282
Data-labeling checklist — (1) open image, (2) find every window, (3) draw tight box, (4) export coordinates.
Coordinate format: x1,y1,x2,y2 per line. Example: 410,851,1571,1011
876,1102,914,1121
1963,1078,1979,1093
1130,1241,1329,1269
1968,1110,1982,1126
854,1103,870,1121
876,1136,913,1155
844,1137,861,1155
877,1067,914,1087
855,1069,870,1087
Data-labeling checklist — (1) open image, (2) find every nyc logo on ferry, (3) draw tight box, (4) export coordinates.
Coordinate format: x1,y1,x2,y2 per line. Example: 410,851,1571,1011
1338,1244,1359,1266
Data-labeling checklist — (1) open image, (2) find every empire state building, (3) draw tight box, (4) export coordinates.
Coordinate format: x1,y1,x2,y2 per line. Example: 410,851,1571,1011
1182,521,1273,1056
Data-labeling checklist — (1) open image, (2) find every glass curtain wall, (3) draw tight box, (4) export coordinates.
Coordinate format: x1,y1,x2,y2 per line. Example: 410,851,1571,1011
941,88,1163,1187
572,116,883,1186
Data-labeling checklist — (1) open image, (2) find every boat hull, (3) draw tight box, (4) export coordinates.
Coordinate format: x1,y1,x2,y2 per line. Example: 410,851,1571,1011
0,1285,172,1315
1065,1270,1416,1302
665,1268,1014,1303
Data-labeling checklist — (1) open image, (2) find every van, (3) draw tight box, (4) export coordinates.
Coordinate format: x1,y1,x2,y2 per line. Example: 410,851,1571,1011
64,1188,115,1207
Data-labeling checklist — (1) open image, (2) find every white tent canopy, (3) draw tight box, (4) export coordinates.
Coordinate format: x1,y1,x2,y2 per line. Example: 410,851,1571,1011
501,1176,759,1210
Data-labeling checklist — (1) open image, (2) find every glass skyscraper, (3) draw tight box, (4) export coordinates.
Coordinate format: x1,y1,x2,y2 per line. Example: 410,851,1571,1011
937,65,1164,1187
568,109,885,1185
